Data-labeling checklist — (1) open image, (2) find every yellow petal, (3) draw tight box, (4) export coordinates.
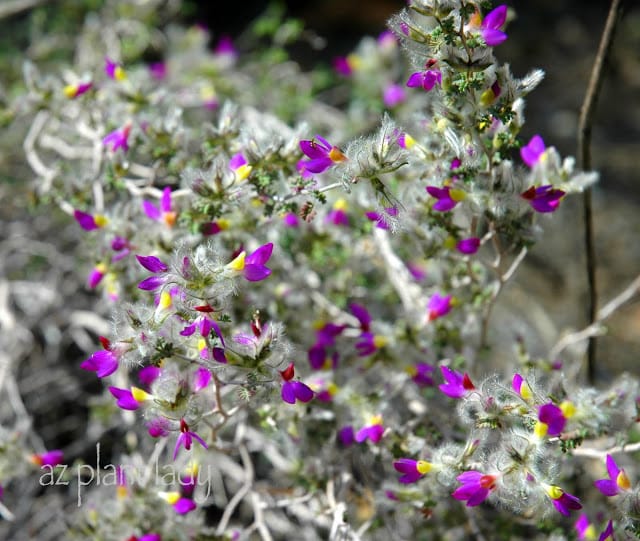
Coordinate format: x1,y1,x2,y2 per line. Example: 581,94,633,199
226,251,246,271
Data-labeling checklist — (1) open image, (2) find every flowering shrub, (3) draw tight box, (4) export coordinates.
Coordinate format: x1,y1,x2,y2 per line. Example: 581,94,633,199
2,0,639,539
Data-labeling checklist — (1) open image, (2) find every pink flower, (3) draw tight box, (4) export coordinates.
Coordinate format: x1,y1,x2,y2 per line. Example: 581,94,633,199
452,471,498,506
407,59,441,91
80,336,119,378
456,237,480,254
103,123,131,152
173,419,208,460
109,387,141,411
105,57,126,80
426,185,465,211
427,293,452,320
479,5,508,46
63,81,93,99
142,187,177,227
73,209,108,231
226,242,274,282
439,366,475,398
299,136,347,175
393,458,432,483
520,134,546,167
355,416,384,444
383,83,406,107
544,484,582,516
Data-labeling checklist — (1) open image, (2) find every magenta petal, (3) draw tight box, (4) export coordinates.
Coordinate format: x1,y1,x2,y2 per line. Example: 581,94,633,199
246,243,273,265
243,265,271,281
482,5,507,31
281,381,296,404
142,200,161,220
180,322,197,336
136,255,168,273
594,479,619,497
192,367,211,392
308,344,326,370
605,454,620,481
161,187,172,212
173,497,196,514
456,237,480,254
482,29,508,46
394,458,418,474
108,386,139,410
85,350,118,378
138,276,166,291
521,135,546,167
349,303,371,330
301,157,332,174
229,153,247,170
293,381,314,403
406,72,424,88
432,198,457,212
466,487,490,506
74,210,98,231
212,347,228,364
139,365,161,385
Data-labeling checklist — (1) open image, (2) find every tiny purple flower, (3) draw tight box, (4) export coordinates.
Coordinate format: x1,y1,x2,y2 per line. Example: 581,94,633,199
426,185,465,211
480,5,508,46
383,83,406,107
452,471,498,506
280,363,314,404
594,454,631,496
103,123,131,152
31,450,64,467
393,458,432,484
173,418,208,460
536,403,567,437
427,293,452,321
456,237,481,255
142,187,177,227
407,362,435,387
439,366,475,398
355,416,384,444
338,425,355,447
80,345,118,378
109,386,140,411
299,136,347,175
521,185,565,213
520,134,546,167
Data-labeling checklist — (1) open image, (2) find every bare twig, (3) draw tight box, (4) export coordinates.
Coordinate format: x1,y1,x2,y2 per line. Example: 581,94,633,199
549,272,640,360
215,443,253,536
578,0,624,383
572,440,640,459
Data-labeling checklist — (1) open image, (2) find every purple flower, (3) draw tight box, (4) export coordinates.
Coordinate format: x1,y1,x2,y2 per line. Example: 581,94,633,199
521,185,565,213
147,417,171,438
594,454,631,496
535,403,566,437
349,303,371,332
427,293,452,321
139,366,161,386
333,56,354,76
393,458,432,483
80,340,118,378
159,491,197,514
180,308,225,344
544,484,582,516
479,5,508,46
456,237,481,255
575,514,597,541
31,450,64,467
355,416,384,444
512,373,533,400
87,263,107,289
282,212,299,227
226,243,273,282
173,419,208,460
109,386,141,411
299,136,347,175
355,332,388,356
192,367,211,393
63,81,93,99
439,366,475,398
452,471,498,506
521,134,547,167
407,362,435,387
149,61,167,80
406,66,442,92
103,123,131,152
383,83,406,107
142,187,177,227
74,209,108,231
325,199,350,226
105,57,126,80
229,153,252,182
426,186,465,211
214,35,238,58
279,363,314,404
338,425,355,447
136,254,169,291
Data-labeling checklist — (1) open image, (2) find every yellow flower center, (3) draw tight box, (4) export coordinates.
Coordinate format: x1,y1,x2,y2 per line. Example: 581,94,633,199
227,251,246,271
416,460,432,474
131,387,152,402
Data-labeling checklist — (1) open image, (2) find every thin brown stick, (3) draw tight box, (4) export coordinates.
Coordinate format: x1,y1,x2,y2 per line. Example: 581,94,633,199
577,0,624,384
